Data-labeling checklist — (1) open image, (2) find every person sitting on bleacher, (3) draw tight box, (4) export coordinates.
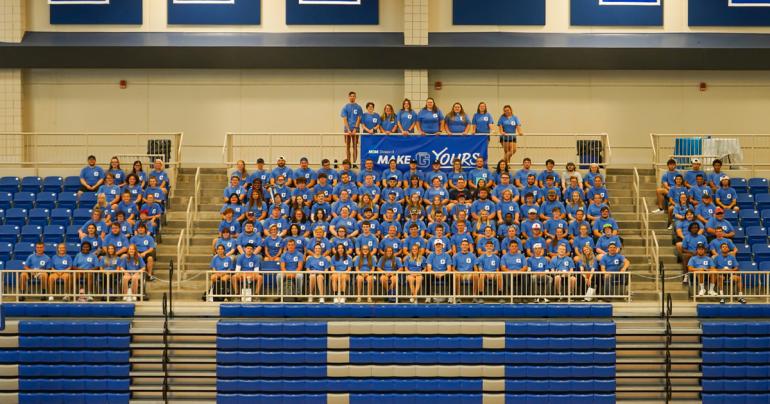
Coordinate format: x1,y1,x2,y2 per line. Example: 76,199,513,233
656,160,682,214
696,194,717,225
247,158,271,189
80,155,105,194
221,194,246,223
678,222,708,285
213,227,237,257
123,174,144,205
230,160,248,185
551,243,576,299
209,244,234,301
688,174,712,208
666,175,689,223
233,243,262,300
236,221,262,255
577,245,599,302
688,242,716,297
79,208,107,240
599,241,630,298
113,211,133,237
218,208,241,240
98,173,121,207
586,176,609,206
671,193,693,227
81,224,103,255
269,173,291,202
684,158,706,188
108,156,126,187
50,243,72,299
526,243,551,302
130,223,157,282
21,242,52,300
122,244,146,301
675,210,699,242
709,227,737,257
713,241,745,304
141,193,164,226
595,224,622,260
136,209,156,236
224,175,247,203
317,159,338,188
130,160,147,188
585,194,607,223
73,242,99,301
145,176,166,206
149,159,170,196
708,159,725,191
715,176,739,212
330,244,353,302
705,207,735,240
103,222,129,256
116,191,139,225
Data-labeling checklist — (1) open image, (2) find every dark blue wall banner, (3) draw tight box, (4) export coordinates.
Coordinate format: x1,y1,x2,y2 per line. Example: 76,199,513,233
361,135,490,173
285,0,378,25
168,0,261,25
452,0,545,26
571,0,662,26
690,0,770,26
49,0,143,25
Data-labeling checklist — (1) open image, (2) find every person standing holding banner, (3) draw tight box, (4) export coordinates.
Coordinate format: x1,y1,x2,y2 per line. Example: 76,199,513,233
416,98,445,135
341,91,363,164
471,102,495,135
498,105,524,164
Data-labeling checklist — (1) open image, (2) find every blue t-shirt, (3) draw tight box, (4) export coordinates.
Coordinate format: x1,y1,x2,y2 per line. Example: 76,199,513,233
502,252,527,271
714,254,738,270
453,252,477,272
377,256,402,272
472,113,494,133
306,256,330,272
262,236,285,257
52,254,72,271
687,255,714,270
236,254,261,272
331,256,353,271
403,255,426,272
210,255,233,271
341,102,363,130
550,256,575,272
600,254,628,272
477,254,500,272
73,252,99,270
354,255,376,272
468,168,493,186
417,108,444,134
130,234,156,253
80,165,105,187
445,114,469,134
123,255,146,271
381,115,397,132
427,252,452,272
716,187,738,205
100,256,120,271
709,237,735,253
281,251,304,271
362,112,380,132
498,114,521,134
527,256,550,272
397,110,417,133
103,233,129,251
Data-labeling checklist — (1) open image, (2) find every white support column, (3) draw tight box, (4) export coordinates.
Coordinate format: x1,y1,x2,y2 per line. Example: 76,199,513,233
0,0,26,162
404,69,428,104
404,0,429,102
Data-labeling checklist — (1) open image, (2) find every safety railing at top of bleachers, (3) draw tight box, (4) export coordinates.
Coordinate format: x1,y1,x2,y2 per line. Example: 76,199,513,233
0,269,145,302
0,132,184,199
222,132,611,169
204,270,631,303
650,133,770,179
685,270,770,303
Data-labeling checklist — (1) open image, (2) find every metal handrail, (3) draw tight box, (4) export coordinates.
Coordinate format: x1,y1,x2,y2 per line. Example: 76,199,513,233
161,292,169,403
193,167,201,221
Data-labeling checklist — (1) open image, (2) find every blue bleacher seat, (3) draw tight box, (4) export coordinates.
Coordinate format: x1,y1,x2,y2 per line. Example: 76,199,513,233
0,242,12,261
732,177,748,194
12,192,35,210
20,177,42,193
4,208,27,226
43,242,57,256
65,225,80,243
0,208,3,225
28,208,50,226
35,192,57,209
0,177,19,193
736,244,752,261
42,176,63,193
733,227,746,245
63,176,81,192
759,261,770,271
78,192,97,208
723,210,739,226
5,259,23,270
762,210,770,228
0,192,12,210
13,242,35,260
745,226,767,245
755,194,770,211
56,192,77,210
749,178,769,195
43,225,65,243
65,242,80,256
738,261,757,271
50,208,72,226
0,225,20,243
73,208,92,225
751,244,770,261
739,210,761,228
737,195,756,211
20,225,42,243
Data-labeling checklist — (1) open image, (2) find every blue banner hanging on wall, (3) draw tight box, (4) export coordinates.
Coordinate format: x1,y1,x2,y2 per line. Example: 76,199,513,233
286,0,378,25
690,0,770,26
168,0,261,25
571,0,663,26
452,0,545,26
49,0,143,25
361,135,490,173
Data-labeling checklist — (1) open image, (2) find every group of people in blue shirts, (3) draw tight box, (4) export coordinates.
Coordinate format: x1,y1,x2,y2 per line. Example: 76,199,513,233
208,153,630,304
656,158,746,303
16,156,168,301
340,91,525,165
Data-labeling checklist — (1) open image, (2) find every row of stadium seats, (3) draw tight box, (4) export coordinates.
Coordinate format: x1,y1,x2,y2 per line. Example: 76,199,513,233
721,209,770,228
0,224,85,243
0,176,84,193
19,379,129,392
217,379,617,393
0,351,130,364
0,192,99,210
18,320,131,334
216,336,616,350
702,394,770,404
19,336,130,349
216,365,617,379
698,304,770,317
19,364,130,377
0,242,84,261
219,303,613,318
19,393,129,404
217,393,616,404
700,304,770,397
2,303,135,317
0,208,95,226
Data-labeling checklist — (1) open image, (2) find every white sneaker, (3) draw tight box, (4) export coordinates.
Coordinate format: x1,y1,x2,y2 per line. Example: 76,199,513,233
698,288,706,296
535,298,541,303
332,297,339,303
307,297,314,303
425,297,432,303
409,297,415,303
341,298,346,303
708,290,718,297
122,296,129,302
719,290,724,296
367,297,373,303
355,297,362,303
667,224,673,230
319,298,325,303
651,208,664,214
542,298,550,303
48,296,54,301
207,295,213,302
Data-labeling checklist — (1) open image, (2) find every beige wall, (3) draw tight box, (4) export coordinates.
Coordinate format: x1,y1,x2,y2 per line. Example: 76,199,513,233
23,69,404,164
24,68,770,166
428,69,770,164
26,0,403,32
